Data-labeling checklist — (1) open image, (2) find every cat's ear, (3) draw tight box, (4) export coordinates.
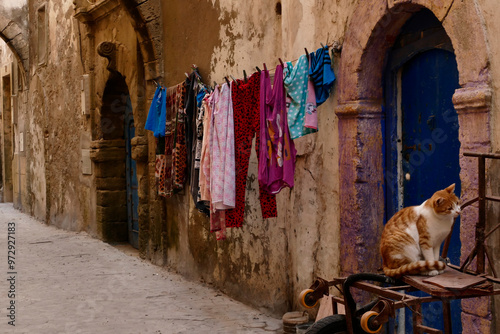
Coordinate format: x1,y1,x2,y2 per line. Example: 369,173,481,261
445,183,455,194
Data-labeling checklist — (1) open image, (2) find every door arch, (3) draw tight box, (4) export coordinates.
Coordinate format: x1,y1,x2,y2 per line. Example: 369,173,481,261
336,0,492,331
384,10,461,332
91,73,139,247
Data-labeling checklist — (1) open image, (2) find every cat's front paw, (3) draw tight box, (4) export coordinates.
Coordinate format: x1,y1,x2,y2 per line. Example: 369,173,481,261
427,270,439,276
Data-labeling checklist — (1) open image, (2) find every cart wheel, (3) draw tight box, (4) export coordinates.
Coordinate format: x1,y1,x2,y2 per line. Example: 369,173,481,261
299,289,319,308
360,311,382,333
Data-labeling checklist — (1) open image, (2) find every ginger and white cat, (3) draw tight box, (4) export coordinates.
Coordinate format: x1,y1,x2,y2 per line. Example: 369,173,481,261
380,184,461,277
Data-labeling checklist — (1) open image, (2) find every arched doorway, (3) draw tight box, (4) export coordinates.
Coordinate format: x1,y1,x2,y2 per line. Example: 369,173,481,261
336,0,493,331
384,9,461,332
92,73,139,248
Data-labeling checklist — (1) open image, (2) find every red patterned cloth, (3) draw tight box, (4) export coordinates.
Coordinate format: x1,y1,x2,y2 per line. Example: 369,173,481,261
225,72,277,228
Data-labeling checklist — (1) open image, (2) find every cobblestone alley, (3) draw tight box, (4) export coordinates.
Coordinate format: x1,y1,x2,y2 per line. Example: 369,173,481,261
0,204,282,334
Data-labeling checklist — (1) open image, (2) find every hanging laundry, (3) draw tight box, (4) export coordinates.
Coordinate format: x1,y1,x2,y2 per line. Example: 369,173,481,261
309,46,336,106
185,72,210,215
305,56,318,130
160,82,188,197
199,95,212,203
145,85,167,137
172,83,188,190
284,55,317,139
225,72,278,229
210,82,236,210
259,65,297,194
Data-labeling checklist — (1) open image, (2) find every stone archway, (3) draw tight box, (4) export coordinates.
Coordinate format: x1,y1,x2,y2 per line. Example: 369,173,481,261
74,0,162,256
0,8,29,83
90,72,130,242
335,0,492,331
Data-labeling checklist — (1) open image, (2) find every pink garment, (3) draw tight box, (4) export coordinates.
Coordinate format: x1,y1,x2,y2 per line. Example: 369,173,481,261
259,65,297,194
210,82,236,209
305,74,318,130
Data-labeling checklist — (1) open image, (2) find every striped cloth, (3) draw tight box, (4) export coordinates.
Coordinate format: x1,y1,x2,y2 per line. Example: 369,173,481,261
309,46,336,106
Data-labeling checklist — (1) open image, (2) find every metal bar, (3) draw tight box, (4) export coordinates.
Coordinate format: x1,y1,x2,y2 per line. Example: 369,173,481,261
332,296,345,305
460,246,477,272
485,195,500,203
477,156,486,274
463,151,500,159
485,222,500,239
392,296,441,310
332,299,338,315
382,285,412,290
443,300,452,334
485,247,498,278
352,281,419,301
416,325,442,334
413,303,423,333
460,197,479,210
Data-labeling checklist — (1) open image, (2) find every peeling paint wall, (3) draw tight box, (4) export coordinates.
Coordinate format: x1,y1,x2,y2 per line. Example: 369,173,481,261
0,0,499,326
25,0,84,226
158,0,345,315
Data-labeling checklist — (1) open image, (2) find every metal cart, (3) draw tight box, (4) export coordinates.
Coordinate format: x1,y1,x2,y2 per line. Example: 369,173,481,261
299,152,500,333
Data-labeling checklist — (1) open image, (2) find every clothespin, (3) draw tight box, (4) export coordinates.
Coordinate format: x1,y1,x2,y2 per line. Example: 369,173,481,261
263,63,267,71
224,76,230,86
243,70,248,82
230,75,239,86
213,81,217,89
185,72,189,79
279,58,284,67
304,48,310,62
153,79,159,87
256,66,261,73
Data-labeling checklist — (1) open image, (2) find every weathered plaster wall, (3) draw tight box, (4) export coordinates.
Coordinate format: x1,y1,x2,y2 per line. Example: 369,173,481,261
1,0,498,327
27,0,85,227
157,0,346,315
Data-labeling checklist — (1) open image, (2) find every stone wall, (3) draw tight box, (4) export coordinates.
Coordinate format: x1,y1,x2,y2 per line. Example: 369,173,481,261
0,0,499,329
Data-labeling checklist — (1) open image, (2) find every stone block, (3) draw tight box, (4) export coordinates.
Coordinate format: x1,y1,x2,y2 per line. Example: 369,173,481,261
462,297,490,318
96,177,126,191
99,221,128,242
137,0,161,22
132,144,148,162
461,312,491,334
96,205,127,222
94,162,125,179
96,190,126,207
90,147,126,162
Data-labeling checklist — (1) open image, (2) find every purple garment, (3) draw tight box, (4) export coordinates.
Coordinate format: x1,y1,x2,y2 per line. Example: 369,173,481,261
258,65,297,194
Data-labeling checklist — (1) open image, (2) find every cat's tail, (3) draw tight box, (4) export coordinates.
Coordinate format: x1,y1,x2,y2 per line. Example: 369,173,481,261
383,261,446,278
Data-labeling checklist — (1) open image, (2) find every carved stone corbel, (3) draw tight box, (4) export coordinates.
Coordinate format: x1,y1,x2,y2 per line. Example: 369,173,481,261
97,41,117,73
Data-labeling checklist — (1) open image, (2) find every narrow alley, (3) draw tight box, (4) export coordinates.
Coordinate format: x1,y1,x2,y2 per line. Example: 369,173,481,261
0,204,282,333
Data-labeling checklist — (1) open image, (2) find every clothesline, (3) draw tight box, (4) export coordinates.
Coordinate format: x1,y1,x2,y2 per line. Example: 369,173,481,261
151,41,341,90
146,42,336,240
256,40,341,76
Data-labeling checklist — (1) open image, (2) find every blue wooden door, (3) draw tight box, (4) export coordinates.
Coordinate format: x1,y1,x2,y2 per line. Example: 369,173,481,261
401,49,461,333
125,97,139,249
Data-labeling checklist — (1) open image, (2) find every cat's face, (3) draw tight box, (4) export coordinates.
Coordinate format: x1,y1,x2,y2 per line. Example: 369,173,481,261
431,183,461,218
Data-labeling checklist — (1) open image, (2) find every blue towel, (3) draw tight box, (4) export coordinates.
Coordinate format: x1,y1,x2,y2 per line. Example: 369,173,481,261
309,47,336,106
144,85,167,137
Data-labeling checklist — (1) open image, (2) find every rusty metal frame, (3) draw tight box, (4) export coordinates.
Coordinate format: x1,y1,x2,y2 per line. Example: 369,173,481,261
304,152,500,333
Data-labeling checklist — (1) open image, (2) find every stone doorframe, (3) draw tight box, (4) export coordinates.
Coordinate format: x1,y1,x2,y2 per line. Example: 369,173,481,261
75,0,163,256
335,0,491,331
